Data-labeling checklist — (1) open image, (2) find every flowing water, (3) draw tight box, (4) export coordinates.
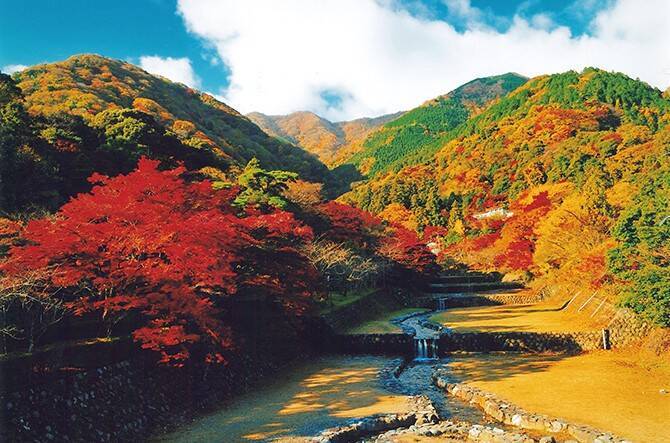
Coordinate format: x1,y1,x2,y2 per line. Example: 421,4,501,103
154,355,484,442
155,310,485,442
394,310,484,422
414,338,438,360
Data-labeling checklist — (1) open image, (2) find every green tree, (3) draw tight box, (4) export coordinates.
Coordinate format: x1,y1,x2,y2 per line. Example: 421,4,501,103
234,158,297,210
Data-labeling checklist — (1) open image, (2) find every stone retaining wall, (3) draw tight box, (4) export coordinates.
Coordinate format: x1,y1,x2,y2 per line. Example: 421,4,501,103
0,344,296,442
0,314,309,443
332,330,604,356
330,333,413,356
328,331,624,356
335,318,649,356
419,291,543,309
439,330,604,354
606,309,654,348
432,376,631,443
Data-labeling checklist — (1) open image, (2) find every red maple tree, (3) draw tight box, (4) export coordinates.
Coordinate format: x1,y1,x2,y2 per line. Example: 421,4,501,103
493,192,553,271
2,158,316,365
316,201,383,246
378,225,436,274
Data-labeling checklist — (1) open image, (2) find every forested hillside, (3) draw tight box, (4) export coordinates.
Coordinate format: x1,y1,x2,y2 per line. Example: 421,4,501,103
0,54,329,212
247,110,401,165
342,68,670,325
0,55,436,362
346,73,528,176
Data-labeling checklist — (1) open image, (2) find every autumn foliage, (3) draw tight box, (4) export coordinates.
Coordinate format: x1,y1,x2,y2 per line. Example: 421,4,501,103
378,225,436,274
316,201,383,246
2,158,316,365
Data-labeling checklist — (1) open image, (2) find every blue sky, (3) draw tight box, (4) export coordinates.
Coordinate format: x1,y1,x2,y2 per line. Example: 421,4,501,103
1,0,226,92
1,0,667,120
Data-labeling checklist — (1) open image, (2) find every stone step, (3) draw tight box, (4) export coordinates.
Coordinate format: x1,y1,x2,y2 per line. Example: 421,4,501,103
426,281,523,294
429,294,508,308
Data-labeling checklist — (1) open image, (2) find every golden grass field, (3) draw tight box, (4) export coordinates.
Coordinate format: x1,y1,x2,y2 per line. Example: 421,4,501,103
446,347,670,443
429,302,598,333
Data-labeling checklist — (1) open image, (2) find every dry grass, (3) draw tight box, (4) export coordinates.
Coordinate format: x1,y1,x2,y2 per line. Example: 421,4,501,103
446,348,670,443
345,308,429,334
430,301,602,333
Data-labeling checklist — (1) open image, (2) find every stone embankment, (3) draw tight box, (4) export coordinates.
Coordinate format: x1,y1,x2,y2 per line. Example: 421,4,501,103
0,319,309,443
370,420,548,443
322,418,558,443
439,330,604,353
333,324,608,355
314,395,550,443
330,333,413,355
423,291,545,308
433,373,631,443
419,271,530,308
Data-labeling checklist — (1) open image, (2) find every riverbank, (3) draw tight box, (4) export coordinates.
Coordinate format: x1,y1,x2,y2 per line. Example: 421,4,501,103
345,308,429,334
444,346,670,442
153,355,414,442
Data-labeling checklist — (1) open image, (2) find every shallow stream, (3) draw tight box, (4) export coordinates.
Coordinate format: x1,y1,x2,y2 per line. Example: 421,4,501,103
155,310,486,442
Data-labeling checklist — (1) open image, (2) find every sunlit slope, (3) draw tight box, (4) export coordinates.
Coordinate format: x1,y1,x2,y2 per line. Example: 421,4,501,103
247,110,401,166
14,54,329,181
346,73,528,176
343,68,670,225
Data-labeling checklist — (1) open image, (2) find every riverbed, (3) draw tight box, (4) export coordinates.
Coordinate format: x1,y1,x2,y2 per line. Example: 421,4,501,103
153,355,413,442
153,352,485,442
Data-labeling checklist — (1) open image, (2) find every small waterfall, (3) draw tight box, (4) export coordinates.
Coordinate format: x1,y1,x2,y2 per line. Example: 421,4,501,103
414,338,438,360
436,298,448,310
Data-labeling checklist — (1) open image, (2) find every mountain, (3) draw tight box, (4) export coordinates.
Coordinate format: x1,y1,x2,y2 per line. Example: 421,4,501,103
344,67,669,224
1,54,332,212
341,68,670,324
346,73,528,176
247,110,401,166
12,54,328,180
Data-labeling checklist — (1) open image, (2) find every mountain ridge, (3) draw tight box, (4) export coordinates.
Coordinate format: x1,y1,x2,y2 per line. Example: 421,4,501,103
345,72,529,176
12,53,329,181
247,110,402,166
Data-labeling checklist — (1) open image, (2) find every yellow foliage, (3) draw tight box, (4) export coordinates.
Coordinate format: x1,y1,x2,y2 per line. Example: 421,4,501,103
606,182,637,209
172,120,197,138
533,193,608,274
358,157,375,176
284,180,323,207
617,123,653,147
379,203,419,231
198,166,229,182
452,219,465,236
132,97,172,123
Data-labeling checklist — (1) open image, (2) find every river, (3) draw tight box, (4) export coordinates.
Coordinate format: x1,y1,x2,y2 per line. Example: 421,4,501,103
154,311,487,442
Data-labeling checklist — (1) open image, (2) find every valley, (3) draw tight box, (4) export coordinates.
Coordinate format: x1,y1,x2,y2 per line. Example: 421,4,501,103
1,47,668,443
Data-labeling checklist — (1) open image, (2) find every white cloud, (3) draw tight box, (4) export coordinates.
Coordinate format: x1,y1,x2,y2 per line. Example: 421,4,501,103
530,13,554,31
177,0,670,120
2,64,28,75
138,56,200,88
